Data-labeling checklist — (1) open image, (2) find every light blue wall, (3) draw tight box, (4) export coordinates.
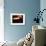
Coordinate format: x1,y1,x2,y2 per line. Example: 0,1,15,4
40,0,46,27
4,0,40,42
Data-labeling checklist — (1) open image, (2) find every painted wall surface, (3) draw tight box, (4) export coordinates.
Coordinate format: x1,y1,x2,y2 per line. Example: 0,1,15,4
4,0,40,42
40,0,46,27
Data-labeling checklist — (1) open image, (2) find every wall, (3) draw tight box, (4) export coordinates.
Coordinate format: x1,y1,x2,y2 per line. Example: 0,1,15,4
0,0,4,42
4,0,40,42
40,0,46,27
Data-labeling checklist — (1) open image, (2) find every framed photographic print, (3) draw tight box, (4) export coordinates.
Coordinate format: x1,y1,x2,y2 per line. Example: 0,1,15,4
10,13,25,25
